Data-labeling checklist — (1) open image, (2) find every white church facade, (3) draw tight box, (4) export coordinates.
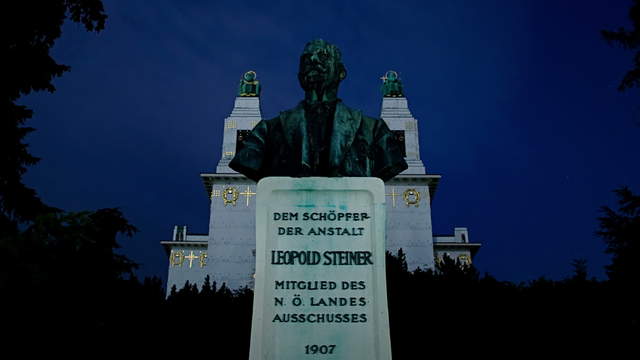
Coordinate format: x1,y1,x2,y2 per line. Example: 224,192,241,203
161,73,480,292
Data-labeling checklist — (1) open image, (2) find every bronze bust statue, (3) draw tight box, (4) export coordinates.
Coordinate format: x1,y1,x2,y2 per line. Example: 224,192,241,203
229,39,408,182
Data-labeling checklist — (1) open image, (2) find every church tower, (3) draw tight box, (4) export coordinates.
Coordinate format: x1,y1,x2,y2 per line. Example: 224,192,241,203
161,70,480,293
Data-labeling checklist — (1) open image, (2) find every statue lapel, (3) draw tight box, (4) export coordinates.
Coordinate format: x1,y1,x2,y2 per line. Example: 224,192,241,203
329,102,362,171
279,103,311,171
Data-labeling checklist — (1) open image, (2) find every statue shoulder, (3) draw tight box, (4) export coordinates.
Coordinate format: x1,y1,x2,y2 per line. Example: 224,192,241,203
279,102,305,118
335,102,388,134
276,102,305,129
361,114,390,131
252,116,279,133
250,114,289,138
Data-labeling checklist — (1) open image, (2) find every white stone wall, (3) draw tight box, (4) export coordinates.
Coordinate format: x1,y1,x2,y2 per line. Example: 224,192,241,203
384,181,435,271
206,176,257,289
166,243,209,294
216,97,262,174
380,97,425,175
200,175,441,289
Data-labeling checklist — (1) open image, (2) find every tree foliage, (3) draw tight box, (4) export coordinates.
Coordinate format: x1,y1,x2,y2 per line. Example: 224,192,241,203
598,187,639,286
6,0,106,100
3,0,107,225
2,2,157,341
1,208,142,336
571,258,588,281
602,0,640,91
163,279,254,358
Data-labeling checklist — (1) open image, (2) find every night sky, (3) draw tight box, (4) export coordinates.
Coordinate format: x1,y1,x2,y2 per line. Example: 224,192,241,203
21,0,639,283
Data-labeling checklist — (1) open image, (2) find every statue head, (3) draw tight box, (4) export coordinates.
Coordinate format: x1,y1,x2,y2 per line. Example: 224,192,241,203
243,70,256,82
385,70,398,82
298,39,346,102
382,70,403,97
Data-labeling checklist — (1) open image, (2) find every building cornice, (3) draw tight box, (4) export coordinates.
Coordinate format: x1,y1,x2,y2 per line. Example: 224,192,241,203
200,173,442,201
160,240,208,255
433,242,481,256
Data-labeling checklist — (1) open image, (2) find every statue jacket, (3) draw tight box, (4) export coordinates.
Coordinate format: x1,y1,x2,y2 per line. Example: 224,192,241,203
229,101,408,182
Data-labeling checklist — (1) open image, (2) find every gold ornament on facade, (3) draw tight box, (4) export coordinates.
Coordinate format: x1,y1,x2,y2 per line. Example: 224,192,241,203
184,251,199,268
225,119,237,129
458,254,471,265
210,189,221,200
240,185,257,206
403,188,421,207
199,251,208,268
223,187,239,206
385,187,400,208
170,250,185,267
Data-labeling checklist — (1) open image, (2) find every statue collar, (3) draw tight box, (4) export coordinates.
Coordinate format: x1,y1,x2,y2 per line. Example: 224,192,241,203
279,100,362,172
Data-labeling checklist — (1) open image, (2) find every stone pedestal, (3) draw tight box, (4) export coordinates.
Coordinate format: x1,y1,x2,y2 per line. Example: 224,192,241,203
250,177,392,360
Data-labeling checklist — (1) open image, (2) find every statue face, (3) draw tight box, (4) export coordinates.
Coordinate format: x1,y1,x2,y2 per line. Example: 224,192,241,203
244,71,256,81
298,40,346,94
386,71,397,81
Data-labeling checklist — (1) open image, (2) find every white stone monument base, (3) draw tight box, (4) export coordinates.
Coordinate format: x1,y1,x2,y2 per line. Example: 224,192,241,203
250,177,392,360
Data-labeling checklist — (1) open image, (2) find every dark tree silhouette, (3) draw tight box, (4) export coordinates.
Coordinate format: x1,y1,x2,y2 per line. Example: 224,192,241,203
598,187,640,284
570,258,588,281
1,2,167,343
1,208,138,291
1,208,143,337
598,187,639,285
602,0,640,91
163,279,253,359
3,0,107,225
596,187,639,331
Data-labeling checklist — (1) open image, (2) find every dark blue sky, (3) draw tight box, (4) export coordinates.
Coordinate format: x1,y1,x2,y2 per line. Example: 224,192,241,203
22,0,638,283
